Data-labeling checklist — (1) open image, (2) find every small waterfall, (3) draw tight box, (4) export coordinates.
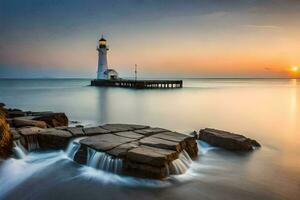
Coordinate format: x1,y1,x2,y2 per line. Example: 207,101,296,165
26,135,40,151
12,140,27,159
86,148,123,173
65,137,87,160
168,150,193,175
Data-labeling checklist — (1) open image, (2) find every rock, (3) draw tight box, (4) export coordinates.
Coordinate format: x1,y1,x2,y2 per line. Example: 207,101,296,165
83,127,110,136
17,127,45,136
80,134,136,152
134,127,168,136
17,127,45,150
73,124,199,179
126,145,178,167
199,128,261,151
152,131,198,158
0,103,5,108
38,129,72,150
0,107,12,158
7,110,26,118
124,145,178,179
33,113,68,127
101,124,149,132
113,131,144,139
10,128,21,140
26,111,53,116
66,127,85,136
106,142,139,158
139,136,182,152
13,117,47,128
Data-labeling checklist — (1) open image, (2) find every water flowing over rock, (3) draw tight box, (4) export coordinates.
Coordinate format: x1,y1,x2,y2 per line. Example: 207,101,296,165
168,150,193,175
86,147,123,173
199,128,261,151
12,140,27,159
72,124,198,179
65,137,87,160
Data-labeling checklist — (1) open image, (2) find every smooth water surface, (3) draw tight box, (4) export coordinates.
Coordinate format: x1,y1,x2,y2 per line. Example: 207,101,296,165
0,78,299,200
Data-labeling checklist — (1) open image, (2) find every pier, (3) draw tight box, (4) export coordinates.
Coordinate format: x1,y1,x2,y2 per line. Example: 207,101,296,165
91,79,183,89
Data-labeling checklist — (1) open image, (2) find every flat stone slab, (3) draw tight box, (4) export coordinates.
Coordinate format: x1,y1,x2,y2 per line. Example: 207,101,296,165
126,145,178,167
139,136,182,152
13,117,47,128
134,127,169,136
199,128,261,151
38,129,72,150
83,127,110,136
38,129,72,138
80,134,136,151
152,131,190,143
113,131,144,139
101,124,149,132
66,127,85,136
106,142,139,157
17,127,45,136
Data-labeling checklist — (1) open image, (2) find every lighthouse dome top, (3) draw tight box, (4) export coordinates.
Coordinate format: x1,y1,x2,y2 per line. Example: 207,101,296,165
99,37,107,41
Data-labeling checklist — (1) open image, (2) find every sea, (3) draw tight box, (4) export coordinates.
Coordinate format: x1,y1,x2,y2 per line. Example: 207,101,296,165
0,78,299,200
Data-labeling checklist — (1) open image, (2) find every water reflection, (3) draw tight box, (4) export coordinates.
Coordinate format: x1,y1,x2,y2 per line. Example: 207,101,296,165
0,78,300,200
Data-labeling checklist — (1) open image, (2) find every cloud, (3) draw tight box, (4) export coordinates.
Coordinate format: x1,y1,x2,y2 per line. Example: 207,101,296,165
243,25,282,31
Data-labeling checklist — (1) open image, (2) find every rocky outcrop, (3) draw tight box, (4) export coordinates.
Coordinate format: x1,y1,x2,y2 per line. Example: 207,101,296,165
199,128,261,151
13,117,47,128
0,105,12,158
33,113,68,127
74,124,198,179
38,129,72,150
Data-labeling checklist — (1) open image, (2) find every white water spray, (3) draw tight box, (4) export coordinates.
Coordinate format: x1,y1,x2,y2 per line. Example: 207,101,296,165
65,137,87,160
86,148,123,173
26,135,40,151
168,150,193,175
12,140,27,159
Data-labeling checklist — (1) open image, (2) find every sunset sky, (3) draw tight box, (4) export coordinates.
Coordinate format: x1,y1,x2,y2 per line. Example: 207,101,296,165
0,0,300,78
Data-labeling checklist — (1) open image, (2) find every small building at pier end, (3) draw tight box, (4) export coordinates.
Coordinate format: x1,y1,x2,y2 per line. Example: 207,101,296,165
97,36,119,80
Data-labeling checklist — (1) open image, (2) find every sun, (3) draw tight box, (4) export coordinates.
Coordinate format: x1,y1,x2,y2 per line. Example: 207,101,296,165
291,66,299,72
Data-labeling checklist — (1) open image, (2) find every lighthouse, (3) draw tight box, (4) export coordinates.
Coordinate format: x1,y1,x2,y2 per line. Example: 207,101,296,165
97,36,109,79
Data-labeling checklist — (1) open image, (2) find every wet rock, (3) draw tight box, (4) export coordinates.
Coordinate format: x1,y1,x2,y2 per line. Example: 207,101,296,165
106,142,139,158
0,103,5,108
17,127,45,136
139,136,182,152
38,129,72,150
0,107,12,158
73,124,199,179
126,145,178,167
17,127,45,150
26,111,53,116
33,113,68,127
113,131,144,139
13,117,47,128
80,134,136,151
66,127,85,136
83,127,110,136
101,124,149,132
152,131,198,158
199,128,261,151
134,127,168,136
7,110,26,118
10,128,21,140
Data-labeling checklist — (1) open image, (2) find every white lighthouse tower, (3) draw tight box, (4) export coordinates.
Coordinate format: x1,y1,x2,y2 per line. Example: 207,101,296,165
97,36,109,79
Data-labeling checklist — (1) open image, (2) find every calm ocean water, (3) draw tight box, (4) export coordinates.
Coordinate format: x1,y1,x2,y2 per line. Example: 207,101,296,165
0,78,299,200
